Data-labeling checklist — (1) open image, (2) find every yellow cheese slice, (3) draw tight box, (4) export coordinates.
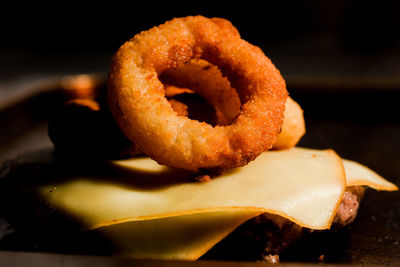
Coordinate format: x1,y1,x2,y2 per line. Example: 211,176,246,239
39,147,346,231
35,147,398,260
343,159,398,191
37,147,347,260
96,210,259,260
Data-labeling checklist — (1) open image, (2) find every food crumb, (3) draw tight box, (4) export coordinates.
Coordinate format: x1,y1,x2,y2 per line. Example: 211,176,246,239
196,174,211,182
262,254,279,263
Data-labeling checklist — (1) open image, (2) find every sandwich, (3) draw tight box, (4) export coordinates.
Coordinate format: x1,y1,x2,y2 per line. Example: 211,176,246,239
1,16,397,264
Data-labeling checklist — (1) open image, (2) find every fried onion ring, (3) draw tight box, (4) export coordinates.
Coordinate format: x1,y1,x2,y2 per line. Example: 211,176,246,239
162,60,305,148
108,16,288,171
160,60,306,150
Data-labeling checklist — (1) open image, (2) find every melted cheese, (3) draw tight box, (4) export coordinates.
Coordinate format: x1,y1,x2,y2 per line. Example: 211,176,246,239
343,159,398,191
96,210,259,260
36,147,397,260
40,148,346,230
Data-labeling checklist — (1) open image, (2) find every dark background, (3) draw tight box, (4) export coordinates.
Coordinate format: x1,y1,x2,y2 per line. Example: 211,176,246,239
1,0,400,89
3,1,400,52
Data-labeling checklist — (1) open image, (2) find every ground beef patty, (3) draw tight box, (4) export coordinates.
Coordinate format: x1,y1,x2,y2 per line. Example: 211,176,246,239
333,186,365,226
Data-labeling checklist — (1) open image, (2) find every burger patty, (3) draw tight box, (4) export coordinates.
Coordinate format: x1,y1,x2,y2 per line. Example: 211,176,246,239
333,186,365,226
202,186,365,262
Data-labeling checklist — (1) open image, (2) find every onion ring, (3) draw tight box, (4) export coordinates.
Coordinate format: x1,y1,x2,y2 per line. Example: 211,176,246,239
162,60,305,147
108,16,288,171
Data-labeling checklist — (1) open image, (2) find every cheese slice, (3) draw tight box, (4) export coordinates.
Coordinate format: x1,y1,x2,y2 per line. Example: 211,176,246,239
40,148,346,230
96,210,259,260
36,147,397,260
343,159,398,191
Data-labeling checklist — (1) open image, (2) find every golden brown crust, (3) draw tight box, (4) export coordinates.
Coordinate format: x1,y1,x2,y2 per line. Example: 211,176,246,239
108,16,288,171
167,98,189,117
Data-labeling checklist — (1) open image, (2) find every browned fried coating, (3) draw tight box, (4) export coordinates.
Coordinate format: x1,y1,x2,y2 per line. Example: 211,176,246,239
168,98,189,117
164,84,194,97
108,16,288,171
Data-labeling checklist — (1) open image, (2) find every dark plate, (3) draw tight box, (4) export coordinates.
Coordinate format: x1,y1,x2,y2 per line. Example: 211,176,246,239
0,75,399,265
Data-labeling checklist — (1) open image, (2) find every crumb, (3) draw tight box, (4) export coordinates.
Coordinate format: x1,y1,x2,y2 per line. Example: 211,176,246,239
262,254,279,263
195,174,211,182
